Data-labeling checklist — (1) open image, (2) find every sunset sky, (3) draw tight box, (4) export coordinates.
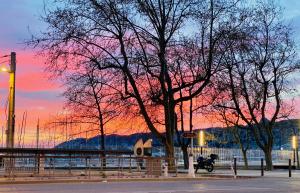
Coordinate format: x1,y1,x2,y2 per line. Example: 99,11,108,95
0,0,300,147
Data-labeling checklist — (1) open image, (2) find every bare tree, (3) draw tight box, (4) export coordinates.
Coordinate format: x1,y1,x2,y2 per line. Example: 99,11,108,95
62,63,122,166
29,0,241,163
215,1,299,170
218,108,250,169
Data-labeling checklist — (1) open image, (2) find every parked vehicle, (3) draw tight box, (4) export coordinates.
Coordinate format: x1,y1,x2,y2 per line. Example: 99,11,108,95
195,154,218,173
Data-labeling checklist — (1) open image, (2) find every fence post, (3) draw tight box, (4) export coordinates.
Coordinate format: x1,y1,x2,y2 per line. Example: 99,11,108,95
289,159,292,177
129,155,132,173
261,158,264,176
34,153,38,174
118,157,121,177
175,158,178,177
68,153,72,175
85,157,88,178
234,157,237,177
88,157,91,179
53,157,56,177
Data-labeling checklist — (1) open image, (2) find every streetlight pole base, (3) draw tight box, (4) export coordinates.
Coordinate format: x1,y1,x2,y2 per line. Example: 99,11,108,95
188,155,195,178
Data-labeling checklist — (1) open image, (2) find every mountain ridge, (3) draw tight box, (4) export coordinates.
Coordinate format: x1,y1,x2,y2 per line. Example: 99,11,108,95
56,119,300,151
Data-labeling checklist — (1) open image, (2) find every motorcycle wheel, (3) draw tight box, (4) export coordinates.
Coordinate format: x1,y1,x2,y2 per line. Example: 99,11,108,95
206,164,214,172
195,165,199,173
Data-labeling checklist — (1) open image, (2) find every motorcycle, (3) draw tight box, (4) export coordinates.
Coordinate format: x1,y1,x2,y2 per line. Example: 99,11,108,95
195,154,218,173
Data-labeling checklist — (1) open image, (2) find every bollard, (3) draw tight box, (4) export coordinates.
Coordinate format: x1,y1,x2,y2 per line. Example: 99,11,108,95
261,158,264,176
289,159,292,177
188,155,195,178
163,162,168,177
234,158,237,177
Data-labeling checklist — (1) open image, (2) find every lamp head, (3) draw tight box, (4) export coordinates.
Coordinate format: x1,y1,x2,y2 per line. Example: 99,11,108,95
292,135,298,149
0,66,9,72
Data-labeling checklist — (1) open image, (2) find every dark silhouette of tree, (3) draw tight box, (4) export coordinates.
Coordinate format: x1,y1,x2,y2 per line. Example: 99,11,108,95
29,0,238,163
217,108,250,169
63,63,124,165
214,1,299,170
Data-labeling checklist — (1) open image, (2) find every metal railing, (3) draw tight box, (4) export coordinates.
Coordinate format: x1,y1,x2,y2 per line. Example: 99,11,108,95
172,147,294,166
0,148,177,178
0,146,295,178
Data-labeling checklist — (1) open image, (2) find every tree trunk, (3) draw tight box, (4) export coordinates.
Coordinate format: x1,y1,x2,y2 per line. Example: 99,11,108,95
165,141,175,171
264,148,273,171
181,145,189,169
178,92,189,169
241,149,248,169
164,101,176,170
100,134,106,167
99,115,106,167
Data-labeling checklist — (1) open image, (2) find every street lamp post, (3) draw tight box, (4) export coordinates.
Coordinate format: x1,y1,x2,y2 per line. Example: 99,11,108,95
182,132,196,178
188,135,195,178
198,130,205,155
292,135,299,169
5,52,16,149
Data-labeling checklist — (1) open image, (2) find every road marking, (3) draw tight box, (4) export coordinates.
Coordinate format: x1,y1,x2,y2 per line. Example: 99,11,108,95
130,186,273,193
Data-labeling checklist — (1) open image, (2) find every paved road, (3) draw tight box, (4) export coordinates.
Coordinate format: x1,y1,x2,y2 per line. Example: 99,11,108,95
0,178,298,193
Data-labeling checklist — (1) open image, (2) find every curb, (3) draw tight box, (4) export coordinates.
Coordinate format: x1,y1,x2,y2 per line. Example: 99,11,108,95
0,175,256,185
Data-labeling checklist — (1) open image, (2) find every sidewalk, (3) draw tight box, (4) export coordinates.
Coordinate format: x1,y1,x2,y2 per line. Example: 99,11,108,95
0,174,235,185
194,169,300,178
0,169,298,185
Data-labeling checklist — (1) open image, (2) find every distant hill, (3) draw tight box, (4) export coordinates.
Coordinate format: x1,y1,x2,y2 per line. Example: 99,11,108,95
56,133,162,150
56,119,300,151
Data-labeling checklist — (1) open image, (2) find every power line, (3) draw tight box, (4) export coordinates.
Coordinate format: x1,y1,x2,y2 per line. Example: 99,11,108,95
0,55,9,59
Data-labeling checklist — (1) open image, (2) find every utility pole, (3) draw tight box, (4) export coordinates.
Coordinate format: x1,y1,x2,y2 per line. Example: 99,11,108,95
36,118,40,149
6,52,16,148
65,114,68,148
1,126,3,147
